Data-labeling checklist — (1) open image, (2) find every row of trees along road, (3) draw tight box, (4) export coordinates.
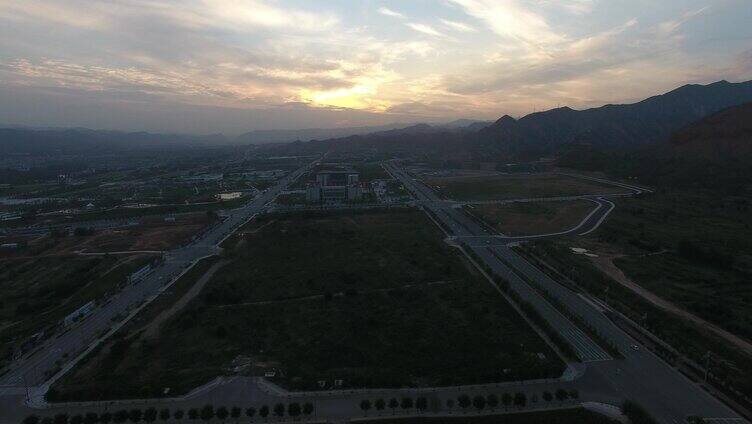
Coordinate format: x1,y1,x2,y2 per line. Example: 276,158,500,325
22,402,315,424
359,388,579,415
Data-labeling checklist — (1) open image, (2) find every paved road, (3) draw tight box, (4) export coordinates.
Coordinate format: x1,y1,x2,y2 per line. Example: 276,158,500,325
0,160,317,400
384,162,744,423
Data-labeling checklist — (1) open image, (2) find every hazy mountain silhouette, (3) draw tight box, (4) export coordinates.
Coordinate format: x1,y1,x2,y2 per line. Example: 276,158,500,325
478,80,752,159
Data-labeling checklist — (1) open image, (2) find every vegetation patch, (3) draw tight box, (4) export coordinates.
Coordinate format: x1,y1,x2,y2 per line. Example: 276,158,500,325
49,209,562,400
424,174,623,201
467,200,596,236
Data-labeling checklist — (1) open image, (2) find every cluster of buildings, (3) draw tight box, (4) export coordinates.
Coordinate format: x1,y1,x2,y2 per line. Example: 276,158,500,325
306,169,363,203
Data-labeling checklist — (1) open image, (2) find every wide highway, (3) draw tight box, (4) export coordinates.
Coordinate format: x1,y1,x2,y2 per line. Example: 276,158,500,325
384,162,743,423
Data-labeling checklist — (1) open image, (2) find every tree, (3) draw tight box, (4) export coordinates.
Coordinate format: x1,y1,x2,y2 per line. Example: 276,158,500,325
486,394,499,410
473,395,486,411
555,389,569,403
23,415,40,424
187,409,199,420
54,414,69,424
542,391,553,402
69,416,83,424
457,395,471,411
114,410,129,424
388,398,399,414
273,403,285,418
144,408,157,423
200,405,214,422
128,409,142,423
100,412,112,424
514,393,527,408
374,398,386,411
568,389,579,399
259,405,269,419
245,408,256,419
230,407,241,421
360,400,372,415
42,418,54,424
416,397,428,413
173,410,184,420
215,407,229,422
159,409,170,421
400,397,413,410
501,393,513,409
84,413,99,424
288,403,301,418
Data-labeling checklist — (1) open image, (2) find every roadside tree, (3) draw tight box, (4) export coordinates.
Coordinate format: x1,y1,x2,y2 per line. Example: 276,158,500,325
143,408,157,423
288,403,301,418
416,397,428,413
259,405,269,419
473,395,486,411
458,395,471,411
360,400,372,415
215,407,229,422
199,405,214,421
487,394,499,410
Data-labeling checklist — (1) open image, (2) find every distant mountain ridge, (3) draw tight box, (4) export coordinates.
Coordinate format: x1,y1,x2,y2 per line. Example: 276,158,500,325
478,80,752,159
0,119,490,156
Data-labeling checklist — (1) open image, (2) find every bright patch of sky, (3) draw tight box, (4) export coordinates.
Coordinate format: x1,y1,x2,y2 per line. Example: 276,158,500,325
0,0,750,133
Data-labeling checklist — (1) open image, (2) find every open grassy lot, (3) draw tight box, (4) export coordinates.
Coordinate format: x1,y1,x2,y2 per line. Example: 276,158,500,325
424,174,623,201
0,254,156,367
587,190,752,341
467,200,596,236
50,209,562,400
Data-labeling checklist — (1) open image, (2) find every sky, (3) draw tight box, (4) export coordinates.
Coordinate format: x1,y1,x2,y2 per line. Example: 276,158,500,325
1,0,751,134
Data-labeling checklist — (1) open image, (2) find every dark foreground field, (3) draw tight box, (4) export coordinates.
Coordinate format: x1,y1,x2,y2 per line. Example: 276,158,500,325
50,209,562,401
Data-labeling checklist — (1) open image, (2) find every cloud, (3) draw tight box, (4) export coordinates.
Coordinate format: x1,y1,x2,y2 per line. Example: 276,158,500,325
658,6,710,36
378,7,405,19
447,0,565,47
440,19,476,33
406,23,444,37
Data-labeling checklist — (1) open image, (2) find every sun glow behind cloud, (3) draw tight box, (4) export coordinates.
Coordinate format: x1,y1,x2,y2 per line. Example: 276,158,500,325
0,0,750,132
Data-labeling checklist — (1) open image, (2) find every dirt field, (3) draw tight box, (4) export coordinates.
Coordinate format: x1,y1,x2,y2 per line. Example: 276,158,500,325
424,173,624,201
468,200,596,236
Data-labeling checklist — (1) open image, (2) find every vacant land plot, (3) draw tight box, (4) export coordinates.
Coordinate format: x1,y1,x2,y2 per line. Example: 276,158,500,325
424,174,623,201
589,191,752,342
467,200,596,236
50,209,562,401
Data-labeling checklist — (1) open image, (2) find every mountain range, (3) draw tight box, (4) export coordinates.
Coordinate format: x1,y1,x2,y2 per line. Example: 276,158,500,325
476,80,752,160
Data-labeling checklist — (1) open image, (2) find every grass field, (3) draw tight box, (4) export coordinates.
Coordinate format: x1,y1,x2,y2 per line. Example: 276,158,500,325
467,200,596,236
424,174,623,201
590,191,752,341
50,209,563,400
